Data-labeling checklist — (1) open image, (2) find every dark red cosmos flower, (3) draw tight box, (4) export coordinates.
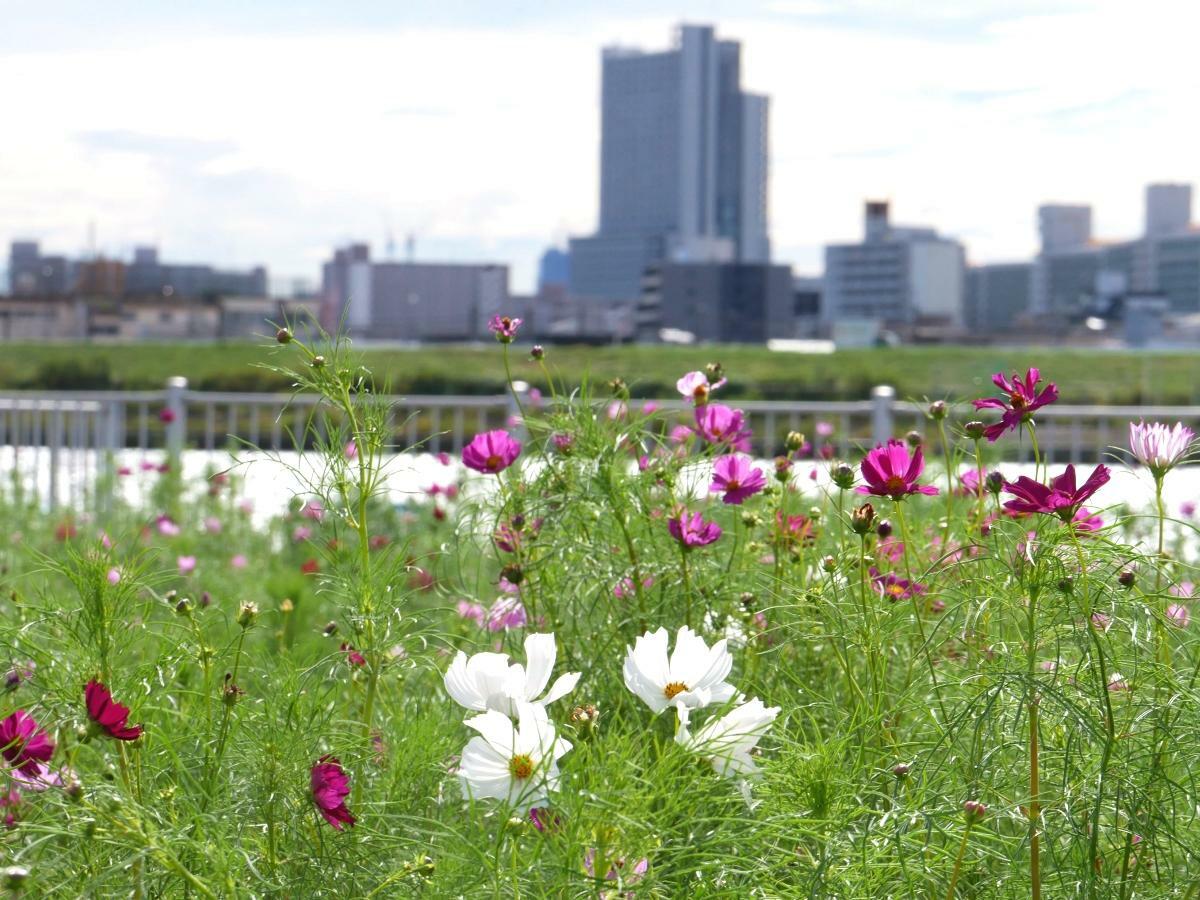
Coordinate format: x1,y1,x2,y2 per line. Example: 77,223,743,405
311,755,356,830
0,710,55,776
300,558,320,575
84,680,143,741
340,643,366,667
972,368,1058,442
1003,464,1111,522
776,512,817,548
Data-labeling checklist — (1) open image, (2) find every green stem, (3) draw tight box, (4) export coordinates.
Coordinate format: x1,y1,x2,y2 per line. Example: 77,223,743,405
895,500,948,723
944,820,975,900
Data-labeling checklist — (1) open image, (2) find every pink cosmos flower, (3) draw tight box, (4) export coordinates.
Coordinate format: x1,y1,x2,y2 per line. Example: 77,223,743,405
1129,421,1194,476
676,371,726,406
156,515,180,537
230,554,247,570
709,455,766,505
1170,581,1195,598
0,711,55,777
857,440,939,500
107,568,121,585
815,421,835,438
693,404,752,451
292,525,312,543
311,756,356,830
486,596,527,631
84,680,142,741
642,401,660,415
488,315,522,342
340,643,367,667
958,469,987,496
1003,465,1111,522
613,575,655,599
0,788,18,829
203,516,222,535
973,368,1058,441
345,440,357,460
776,512,817,548
551,433,575,454
584,849,649,889
870,567,926,602
667,511,722,548
117,466,133,477
238,499,254,515
437,451,452,466
1167,604,1190,627
462,430,522,475
456,600,486,625
301,500,325,521
668,424,694,445
158,408,176,424
1182,501,1197,518
1072,508,1104,532
177,555,197,575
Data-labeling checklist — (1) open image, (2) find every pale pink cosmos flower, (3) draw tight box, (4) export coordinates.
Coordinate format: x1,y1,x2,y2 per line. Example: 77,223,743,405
292,525,312,543
1129,421,1195,477
1167,604,1190,627
177,556,197,575
203,517,222,535
230,554,248,570
676,371,726,406
345,440,357,460
456,600,486,625
486,597,527,632
156,515,180,537
107,568,121,585
301,500,325,521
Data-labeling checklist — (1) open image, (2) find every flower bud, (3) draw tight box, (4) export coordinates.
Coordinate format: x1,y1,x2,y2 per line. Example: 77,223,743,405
928,400,947,420
199,591,211,608
323,621,338,637
1056,576,1073,594
821,555,837,573
174,597,193,616
280,598,294,614
3,867,29,890
64,777,84,801
773,456,792,483
236,601,259,629
739,592,756,610
608,377,627,398
311,355,326,369
893,763,910,779
704,361,725,384
830,464,855,490
877,519,893,539
530,345,545,361
851,503,876,535
963,799,988,821
741,511,761,528
499,563,524,585
785,431,806,453
964,421,986,440
1118,569,1136,589
275,327,292,344
905,430,923,448
986,472,1004,495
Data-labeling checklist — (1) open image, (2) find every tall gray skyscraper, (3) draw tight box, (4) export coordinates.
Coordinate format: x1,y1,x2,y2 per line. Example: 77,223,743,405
569,24,770,302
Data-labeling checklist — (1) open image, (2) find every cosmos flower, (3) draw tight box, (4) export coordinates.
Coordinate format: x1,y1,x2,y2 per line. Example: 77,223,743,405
1167,604,1190,628
676,371,726,406
0,711,55,777
456,600,486,625
311,756,356,830
622,626,736,715
709,455,766,505
84,681,142,741
1003,465,1111,522
458,702,571,811
177,556,197,575
1129,421,1195,477
486,597,528,632
444,633,580,717
870,567,927,602
488,315,522,343
972,368,1058,441
693,404,752,451
583,849,649,891
340,644,366,668
857,440,939,500
462,430,522,475
667,511,722,548
674,698,780,779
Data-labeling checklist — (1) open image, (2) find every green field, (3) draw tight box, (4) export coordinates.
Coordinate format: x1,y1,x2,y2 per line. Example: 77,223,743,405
1,340,1199,404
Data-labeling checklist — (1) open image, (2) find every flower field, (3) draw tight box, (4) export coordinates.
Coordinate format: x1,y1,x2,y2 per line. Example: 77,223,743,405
1,326,1199,897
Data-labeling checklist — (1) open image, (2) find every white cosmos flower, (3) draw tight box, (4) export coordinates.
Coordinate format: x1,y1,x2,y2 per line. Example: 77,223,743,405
622,626,736,714
444,633,580,717
1129,421,1195,476
675,698,780,779
458,701,572,810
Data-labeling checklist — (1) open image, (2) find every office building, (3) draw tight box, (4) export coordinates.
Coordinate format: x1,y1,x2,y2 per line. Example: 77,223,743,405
569,24,770,302
822,202,966,327
637,261,793,343
8,241,73,296
965,262,1033,331
1145,184,1192,237
321,244,509,340
125,246,268,299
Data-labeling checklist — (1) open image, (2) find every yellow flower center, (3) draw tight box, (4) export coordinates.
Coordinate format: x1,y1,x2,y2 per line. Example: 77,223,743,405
663,681,689,700
485,454,502,469
509,753,534,780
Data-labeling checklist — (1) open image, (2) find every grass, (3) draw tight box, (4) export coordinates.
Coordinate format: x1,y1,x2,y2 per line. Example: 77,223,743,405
2,339,1200,404
0,332,1198,896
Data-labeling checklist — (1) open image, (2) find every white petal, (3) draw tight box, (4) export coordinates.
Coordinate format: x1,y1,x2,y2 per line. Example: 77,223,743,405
539,671,580,706
444,652,486,711
522,633,556,700
465,709,519,757
668,626,709,682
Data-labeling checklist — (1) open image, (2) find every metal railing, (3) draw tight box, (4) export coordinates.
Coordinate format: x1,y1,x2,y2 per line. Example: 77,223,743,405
2,378,1198,509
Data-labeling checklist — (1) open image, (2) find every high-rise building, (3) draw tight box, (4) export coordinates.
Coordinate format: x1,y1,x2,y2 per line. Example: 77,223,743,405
125,245,268,299
1038,204,1092,253
1145,183,1192,237
637,260,793,343
537,247,570,290
965,262,1033,331
569,24,770,302
822,201,965,327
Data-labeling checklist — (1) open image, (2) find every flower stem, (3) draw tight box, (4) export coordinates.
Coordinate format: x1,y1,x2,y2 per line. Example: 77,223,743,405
944,819,975,900
894,500,948,723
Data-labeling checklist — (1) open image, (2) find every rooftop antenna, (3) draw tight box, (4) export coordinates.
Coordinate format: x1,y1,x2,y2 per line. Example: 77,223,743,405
406,233,416,263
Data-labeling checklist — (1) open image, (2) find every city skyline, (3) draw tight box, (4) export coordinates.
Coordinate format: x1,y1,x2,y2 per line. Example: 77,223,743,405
3,1,1198,292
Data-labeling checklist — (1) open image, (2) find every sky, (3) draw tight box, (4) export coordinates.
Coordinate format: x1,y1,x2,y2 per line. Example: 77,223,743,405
2,0,1199,293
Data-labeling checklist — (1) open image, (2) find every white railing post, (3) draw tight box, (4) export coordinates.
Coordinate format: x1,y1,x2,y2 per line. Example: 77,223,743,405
165,376,188,455
871,385,895,446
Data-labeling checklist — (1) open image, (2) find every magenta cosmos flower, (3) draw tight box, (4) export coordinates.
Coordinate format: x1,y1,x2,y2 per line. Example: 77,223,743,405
870,567,926,602
1129,421,1194,477
676,370,727,406
462,430,522,474
709,455,766,505
488,315,522,343
668,511,722,547
857,440,939,501
693,404,752,451
1003,464,1111,522
972,368,1058,441
311,755,356,830
84,680,143,741
0,711,55,777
